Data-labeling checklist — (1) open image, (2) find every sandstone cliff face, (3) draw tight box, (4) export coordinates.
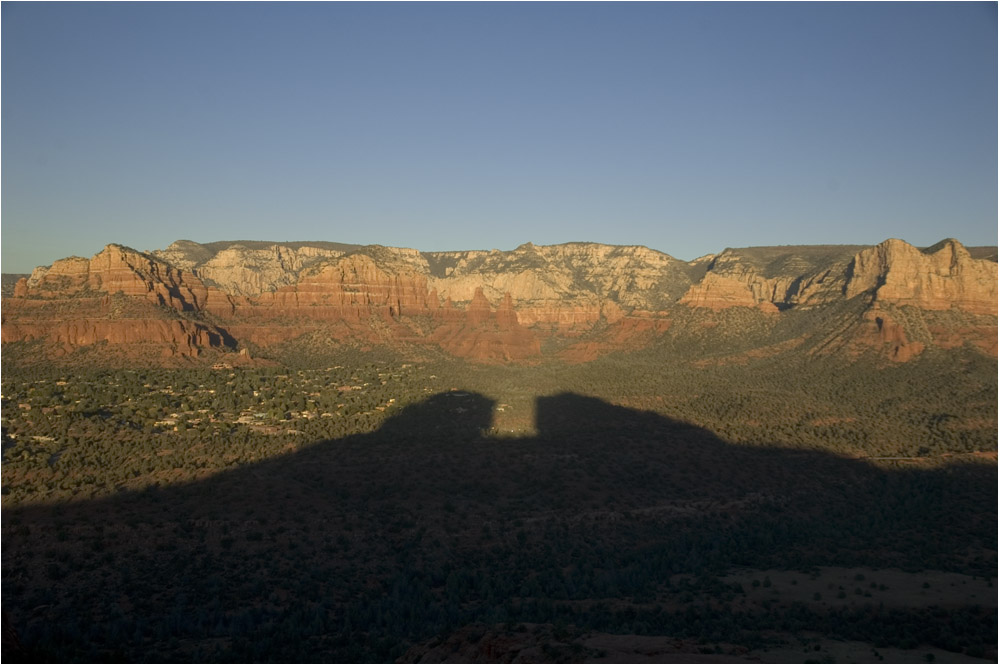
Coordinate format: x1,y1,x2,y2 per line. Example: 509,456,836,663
678,272,780,313
428,288,541,362
172,243,343,297
4,245,233,357
1,318,222,357
425,242,690,332
845,239,998,315
426,242,687,304
4,237,997,364
12,279,29,299
21,244,222,313
676,239,998,320
853,310,926,363
680,249,789,310
251,253,435,319
678,246,864,312
164,249,544,362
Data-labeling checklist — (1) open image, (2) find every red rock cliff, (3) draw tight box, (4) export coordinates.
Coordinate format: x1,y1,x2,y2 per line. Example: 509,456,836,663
845,238,997,315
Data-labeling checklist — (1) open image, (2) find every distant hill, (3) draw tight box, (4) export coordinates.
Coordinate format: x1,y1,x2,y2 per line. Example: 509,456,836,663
2,238,996,365
964,245,998,262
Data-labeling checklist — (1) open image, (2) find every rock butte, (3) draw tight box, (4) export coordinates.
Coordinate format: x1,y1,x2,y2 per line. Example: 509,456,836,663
3,238,996,363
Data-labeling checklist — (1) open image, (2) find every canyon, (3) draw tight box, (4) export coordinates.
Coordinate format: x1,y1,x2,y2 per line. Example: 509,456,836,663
2,237,996,364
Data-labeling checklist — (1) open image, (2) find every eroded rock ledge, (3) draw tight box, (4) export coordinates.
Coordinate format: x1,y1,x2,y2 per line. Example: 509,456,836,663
4,237,996,363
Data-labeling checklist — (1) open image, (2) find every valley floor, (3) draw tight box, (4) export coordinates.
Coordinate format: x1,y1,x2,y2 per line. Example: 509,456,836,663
2,348,996,662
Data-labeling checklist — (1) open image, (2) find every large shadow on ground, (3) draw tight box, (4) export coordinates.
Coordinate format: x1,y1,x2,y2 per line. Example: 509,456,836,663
2,392,996,661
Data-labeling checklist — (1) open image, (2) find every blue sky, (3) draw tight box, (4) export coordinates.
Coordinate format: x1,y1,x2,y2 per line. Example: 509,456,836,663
2,2,996,272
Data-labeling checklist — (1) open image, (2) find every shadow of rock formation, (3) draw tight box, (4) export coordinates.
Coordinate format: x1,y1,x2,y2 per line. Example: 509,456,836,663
2,392,996,661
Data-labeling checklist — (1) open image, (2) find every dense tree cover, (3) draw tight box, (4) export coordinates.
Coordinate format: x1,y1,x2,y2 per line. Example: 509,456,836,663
2,358,444,504
553,346,997,458
1,343,996,662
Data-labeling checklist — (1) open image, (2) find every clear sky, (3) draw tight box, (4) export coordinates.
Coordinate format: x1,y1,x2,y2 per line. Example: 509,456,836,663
2,2,997,272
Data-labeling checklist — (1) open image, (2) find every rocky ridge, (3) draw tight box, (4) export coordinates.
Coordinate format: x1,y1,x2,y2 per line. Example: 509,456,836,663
3,237,996,363
679,245,866,311
154,241,346,297
845,238,997,315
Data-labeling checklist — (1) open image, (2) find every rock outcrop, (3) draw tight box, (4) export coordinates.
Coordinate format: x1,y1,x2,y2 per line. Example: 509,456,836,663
425,242,692,331
845,238,998,315
2,245,235,357
679,272,780,313
3,237,996,364
678,245,866,312
21,244,229,313
429,288,542,362
152,239,363,297
250,253,436,320
0,317,223,357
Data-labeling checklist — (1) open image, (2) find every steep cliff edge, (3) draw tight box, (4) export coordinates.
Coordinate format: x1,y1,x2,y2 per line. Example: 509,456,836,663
4,245,234,357
20,244,230,313
845,238,998,315
5,242,545,363
678,245,865,311
250,252,436,319
4,237,996,364
154,241,346,297
424,242,692,332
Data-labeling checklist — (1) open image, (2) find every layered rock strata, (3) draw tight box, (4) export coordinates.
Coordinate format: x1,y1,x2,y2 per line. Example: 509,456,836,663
845,238,998,315
4,237,996,363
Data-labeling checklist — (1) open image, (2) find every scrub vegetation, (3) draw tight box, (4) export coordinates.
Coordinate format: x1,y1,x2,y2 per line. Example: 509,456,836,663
1,343,996,662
